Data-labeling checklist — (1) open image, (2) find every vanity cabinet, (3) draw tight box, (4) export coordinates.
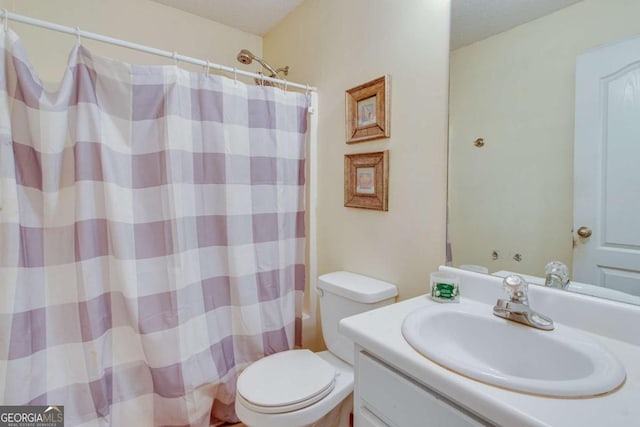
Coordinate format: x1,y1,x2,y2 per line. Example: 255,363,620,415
354,349,492,427
341,271,640,427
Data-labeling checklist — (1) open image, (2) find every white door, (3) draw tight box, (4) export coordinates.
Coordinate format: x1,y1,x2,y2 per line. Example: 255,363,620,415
573,35,640,297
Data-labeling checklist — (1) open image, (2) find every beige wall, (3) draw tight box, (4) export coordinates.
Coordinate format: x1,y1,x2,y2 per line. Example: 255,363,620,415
449,0,640,277
265,0,450,308
0,0,261,84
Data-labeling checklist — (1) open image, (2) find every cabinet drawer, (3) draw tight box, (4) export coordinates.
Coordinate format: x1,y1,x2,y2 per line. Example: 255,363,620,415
356,352,491,427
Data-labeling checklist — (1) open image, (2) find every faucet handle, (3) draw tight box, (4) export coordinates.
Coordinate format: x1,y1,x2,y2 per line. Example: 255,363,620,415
502,275,528,303
545,261,569,288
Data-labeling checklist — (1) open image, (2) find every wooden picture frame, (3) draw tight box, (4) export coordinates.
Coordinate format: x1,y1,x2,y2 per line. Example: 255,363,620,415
345,75,390,143
344,151,389,211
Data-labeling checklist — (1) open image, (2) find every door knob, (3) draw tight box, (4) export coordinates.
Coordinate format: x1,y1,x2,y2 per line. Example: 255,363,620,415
577,226,592,238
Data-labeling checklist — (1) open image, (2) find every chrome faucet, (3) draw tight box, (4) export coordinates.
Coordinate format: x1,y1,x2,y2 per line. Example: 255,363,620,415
493,275,554,331
544,261,570,289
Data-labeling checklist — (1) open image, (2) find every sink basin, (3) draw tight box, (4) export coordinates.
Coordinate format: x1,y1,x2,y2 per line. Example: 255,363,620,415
401,303,626,397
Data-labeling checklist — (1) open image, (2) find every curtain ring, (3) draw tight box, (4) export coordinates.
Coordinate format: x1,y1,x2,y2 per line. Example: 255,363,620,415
260,73,265,86
2,9,8,31
233,67,237,85
205,60,211,74
172,51,178,66
305,84,312,110
75,26,81,44
283,79,288,93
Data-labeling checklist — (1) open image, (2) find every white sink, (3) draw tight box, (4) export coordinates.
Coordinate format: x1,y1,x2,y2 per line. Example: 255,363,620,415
401,302,626,397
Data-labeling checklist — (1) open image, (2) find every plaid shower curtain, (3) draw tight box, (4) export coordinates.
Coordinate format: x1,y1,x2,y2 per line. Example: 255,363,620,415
0,28,307,426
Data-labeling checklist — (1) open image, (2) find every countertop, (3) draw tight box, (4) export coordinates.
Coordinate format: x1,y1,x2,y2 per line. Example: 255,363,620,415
339,294,640,427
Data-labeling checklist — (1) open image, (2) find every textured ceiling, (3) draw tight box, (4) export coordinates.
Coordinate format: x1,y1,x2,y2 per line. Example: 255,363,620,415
152,0,584,47
152,0,305,36
451,0,584,49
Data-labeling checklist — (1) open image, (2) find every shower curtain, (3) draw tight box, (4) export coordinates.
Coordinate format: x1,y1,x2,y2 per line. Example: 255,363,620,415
0,28,308,426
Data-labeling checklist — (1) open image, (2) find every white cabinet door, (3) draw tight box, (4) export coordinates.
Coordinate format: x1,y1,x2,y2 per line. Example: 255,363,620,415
573,34,640,296
355,352,491,427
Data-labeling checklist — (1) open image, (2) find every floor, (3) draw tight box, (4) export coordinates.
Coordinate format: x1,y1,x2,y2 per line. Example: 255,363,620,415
218,413,353,426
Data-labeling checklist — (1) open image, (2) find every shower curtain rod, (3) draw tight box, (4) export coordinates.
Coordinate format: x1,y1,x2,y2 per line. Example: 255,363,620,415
1,10,317,92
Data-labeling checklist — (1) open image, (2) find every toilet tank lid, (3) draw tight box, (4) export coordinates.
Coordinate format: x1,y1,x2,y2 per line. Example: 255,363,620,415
317,271,398,303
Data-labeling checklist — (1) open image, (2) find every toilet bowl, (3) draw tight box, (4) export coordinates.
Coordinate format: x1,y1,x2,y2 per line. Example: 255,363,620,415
235,271,397,427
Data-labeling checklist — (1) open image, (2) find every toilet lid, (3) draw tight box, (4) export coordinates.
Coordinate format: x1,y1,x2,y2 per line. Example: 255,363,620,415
237,349,336,414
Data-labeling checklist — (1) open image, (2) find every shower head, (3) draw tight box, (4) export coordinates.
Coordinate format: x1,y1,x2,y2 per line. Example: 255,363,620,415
236,49,255,65
236,49,279,78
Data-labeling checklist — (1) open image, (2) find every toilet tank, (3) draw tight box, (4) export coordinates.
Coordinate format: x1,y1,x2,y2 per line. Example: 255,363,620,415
317,271,397,365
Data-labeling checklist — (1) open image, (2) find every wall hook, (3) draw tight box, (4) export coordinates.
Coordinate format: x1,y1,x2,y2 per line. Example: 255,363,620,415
474,138,485,148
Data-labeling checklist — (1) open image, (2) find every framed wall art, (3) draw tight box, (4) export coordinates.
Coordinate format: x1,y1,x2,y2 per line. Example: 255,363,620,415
345,75,390,144
344,151,389,211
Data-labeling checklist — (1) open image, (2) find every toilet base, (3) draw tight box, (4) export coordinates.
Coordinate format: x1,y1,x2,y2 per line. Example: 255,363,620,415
309,393,352,427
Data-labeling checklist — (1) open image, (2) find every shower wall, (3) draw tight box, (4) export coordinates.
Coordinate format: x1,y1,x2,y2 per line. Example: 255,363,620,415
0,0,262,83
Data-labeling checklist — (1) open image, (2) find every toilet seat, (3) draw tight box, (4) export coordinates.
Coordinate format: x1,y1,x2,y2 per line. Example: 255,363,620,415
237,349,336,414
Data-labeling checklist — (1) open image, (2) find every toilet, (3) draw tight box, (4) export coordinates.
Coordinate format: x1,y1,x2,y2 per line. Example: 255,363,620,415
235,271,398,427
